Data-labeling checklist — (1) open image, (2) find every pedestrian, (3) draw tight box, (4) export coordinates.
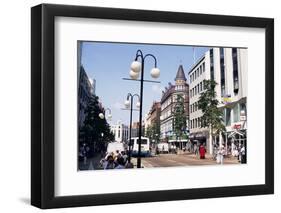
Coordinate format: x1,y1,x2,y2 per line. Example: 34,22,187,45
213,145,218,160
216,145,225,164
115,156,125,169
156,146,159,155
102,155,115,169
193,143,197,154
240,145,246,164
237,144,242,162
121,151,128,164
199,143,206,159
194,143,199,157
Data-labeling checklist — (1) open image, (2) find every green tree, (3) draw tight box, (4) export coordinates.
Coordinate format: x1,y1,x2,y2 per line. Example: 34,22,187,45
145,122,160,144
152,122,160,143
80,95,114,154
145,125,153,140
198,79,225,153
172,94,187,148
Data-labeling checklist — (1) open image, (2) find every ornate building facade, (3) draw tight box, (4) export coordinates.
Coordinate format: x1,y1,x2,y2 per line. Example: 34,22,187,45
160,65,189,149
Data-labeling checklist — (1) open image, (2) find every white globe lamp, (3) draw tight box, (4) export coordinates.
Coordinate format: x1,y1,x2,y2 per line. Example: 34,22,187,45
99,113,105,119
130,61,141,73
129,70,139,80
124,100,130,108
150,67,160,78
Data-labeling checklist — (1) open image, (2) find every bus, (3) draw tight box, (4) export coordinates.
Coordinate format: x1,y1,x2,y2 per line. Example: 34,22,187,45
129,137,151,157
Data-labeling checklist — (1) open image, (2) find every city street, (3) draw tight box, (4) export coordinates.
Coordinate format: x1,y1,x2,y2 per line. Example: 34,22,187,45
132,153,239,168
79,152,239,170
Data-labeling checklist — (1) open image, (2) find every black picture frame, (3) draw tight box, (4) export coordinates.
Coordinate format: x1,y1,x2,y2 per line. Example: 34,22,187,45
31,3,274,209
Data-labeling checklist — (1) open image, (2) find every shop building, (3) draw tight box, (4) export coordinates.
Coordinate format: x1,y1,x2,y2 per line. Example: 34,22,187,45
189,47,247,154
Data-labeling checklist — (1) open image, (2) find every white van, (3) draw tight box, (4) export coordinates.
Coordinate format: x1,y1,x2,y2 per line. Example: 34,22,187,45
157,143,169,153
106,142,125,155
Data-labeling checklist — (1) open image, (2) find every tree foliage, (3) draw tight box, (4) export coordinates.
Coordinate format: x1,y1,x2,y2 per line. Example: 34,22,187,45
198,80,225,136
79,95,114,153
145,122,160,143
172,94,187,139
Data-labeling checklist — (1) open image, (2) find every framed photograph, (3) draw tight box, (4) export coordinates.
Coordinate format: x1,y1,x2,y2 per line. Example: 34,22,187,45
31,4,274,209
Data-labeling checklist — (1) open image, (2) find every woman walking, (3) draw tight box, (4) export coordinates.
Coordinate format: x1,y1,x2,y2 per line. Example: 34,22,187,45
199,143,206,159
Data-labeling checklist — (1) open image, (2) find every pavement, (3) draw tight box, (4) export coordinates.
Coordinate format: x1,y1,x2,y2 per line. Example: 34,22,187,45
79,152,240,170
78,153,104,170
131,152,239,168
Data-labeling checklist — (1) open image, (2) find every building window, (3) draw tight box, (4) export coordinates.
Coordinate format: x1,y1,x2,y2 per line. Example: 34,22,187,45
200,82,203,92
225,108,231,126
202,81,206,90
192,119,195,129
232,48,239,94
210,49,214,80
220,48,226,96
240,103,247,116
200,65,202,75
203,62,205,72
233,103,240,122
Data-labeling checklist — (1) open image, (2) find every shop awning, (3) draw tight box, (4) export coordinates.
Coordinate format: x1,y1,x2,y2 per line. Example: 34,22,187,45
228,130,245,138
168,139,188,142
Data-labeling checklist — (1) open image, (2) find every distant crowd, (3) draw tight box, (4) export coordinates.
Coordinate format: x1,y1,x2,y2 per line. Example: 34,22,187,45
99,150,134,169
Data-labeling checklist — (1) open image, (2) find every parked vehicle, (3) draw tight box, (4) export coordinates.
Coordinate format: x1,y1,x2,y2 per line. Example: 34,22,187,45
157,142,169,154
106,141,125,155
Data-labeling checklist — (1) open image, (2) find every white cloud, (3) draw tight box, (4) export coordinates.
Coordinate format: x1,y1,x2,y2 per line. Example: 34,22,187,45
152,85,164,94
113,102,123,109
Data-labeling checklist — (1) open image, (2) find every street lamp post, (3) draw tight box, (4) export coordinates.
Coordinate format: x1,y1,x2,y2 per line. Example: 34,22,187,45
99,108,112,120
129,50,160,168
98,108,112,153
125,93,140,163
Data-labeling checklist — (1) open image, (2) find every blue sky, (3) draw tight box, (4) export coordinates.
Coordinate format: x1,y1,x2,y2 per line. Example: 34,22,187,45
80,41,209,125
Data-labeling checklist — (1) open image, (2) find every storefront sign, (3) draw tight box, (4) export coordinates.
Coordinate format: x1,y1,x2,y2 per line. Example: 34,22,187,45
222,95,231,104
233,124,241,129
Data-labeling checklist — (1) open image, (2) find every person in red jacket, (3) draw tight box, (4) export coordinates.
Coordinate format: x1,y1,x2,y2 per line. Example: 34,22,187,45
199,143,206,159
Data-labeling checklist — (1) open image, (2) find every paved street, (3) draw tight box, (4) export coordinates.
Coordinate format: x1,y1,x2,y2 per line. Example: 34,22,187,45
79,152,240,170
132,153,239,168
